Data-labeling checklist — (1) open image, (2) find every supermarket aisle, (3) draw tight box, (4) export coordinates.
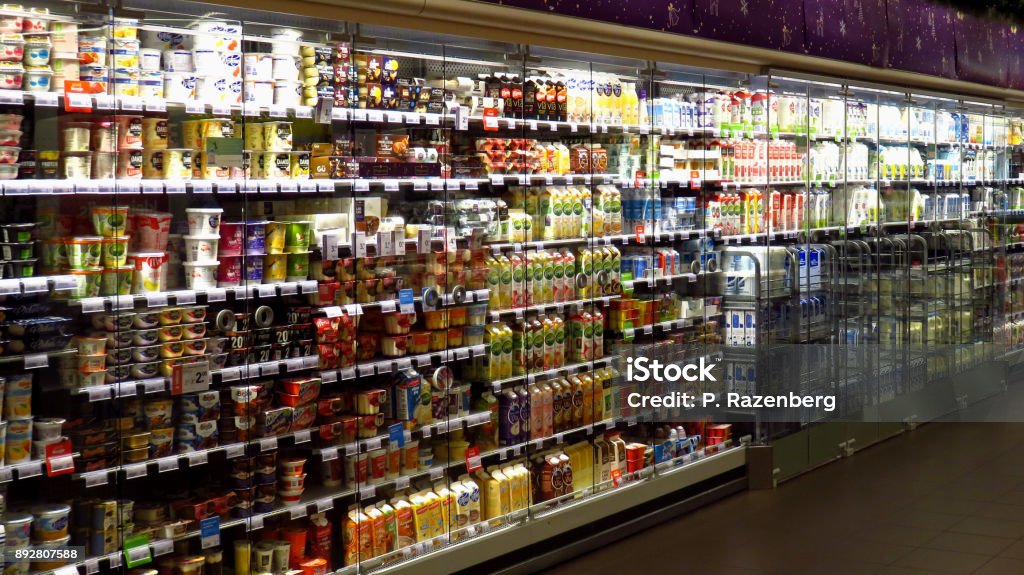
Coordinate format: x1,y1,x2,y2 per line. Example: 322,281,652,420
540,423,1024,575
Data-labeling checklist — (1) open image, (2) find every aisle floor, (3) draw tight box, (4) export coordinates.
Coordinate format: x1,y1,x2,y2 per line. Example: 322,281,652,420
539,423,1024,575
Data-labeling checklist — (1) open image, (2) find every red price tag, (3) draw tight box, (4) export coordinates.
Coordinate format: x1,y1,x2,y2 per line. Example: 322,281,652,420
45,439,74,477
635,225,646,244
63,80,103,112
611,468,622,487
465,446,482,472
483,108,500,132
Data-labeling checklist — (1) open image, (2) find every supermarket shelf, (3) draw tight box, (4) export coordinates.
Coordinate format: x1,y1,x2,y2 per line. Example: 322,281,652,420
0,459,47,484
488,295,622,320
70,281,319,313
485,355,620,390
318,288,490,316
76,423,319,487
0,274,77,295
0,348,76,368
75,377,169,403
212,354,320,383
0,178,337,196
318,344,487,384
627,273,699,288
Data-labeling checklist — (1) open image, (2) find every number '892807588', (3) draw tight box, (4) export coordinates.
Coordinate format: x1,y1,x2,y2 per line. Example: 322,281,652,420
7,547,84,562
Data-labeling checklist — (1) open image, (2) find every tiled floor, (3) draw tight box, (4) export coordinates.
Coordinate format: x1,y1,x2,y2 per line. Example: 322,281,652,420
540,423,1024,575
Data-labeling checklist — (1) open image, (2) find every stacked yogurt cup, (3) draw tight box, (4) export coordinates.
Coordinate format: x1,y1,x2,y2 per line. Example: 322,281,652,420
182,207,222,289
190,20,242,105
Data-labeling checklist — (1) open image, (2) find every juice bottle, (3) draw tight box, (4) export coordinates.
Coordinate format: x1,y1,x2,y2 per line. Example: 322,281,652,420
542,250,556,303
511,319,527,376
459,476,482,525
515,385,530,441
433,481,456,532
551,315,565,368
375,500,398,553
555,144,571,175
508,251,526,309
450,482,469,540
594,75,608,124
344,505,373,566
580,186,593,238
528,315,545,371
486,255,501,311
473,390,499,449
540,381,555,437
591,369,606,422
527,186,542,235
576,248,593,298
530,250,546,305
488,466,512,518
485,323,504,381
541,314,556,369
551,249,565,303
540,187,556,240
421,490,445,539
567,374,584,426
594,247,609,295
608,187,622,234
499,322,514,379
569,186,584,238
606,245,621,294
530,384,545,440
497,253,512,310
561,249,576,301
590,306,605,359
579,371,595,424
592,189,606,237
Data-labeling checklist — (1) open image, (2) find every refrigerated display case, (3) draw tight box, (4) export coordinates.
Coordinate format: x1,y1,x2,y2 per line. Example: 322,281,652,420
0,0,1018,574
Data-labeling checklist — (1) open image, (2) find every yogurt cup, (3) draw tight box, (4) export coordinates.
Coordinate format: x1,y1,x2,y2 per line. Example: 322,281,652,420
163,71,197,101
183,261,219,289
3,511,32,543
100,236,129,267
162,148,192,179
113,115,144,150
6,417,31,463
139,48,161,71
217,255,241,286
244,256,264,283
142,117,169,150
100,265,132,296
32,418,64,441
111,39,140,67
284,221,311,252
112,17,138,40
218,222,244,256
92,151,116,179
242,79,273,107
92,206,129,237
265,222,286,254
127,251,167,293
23,40,50,66
0,64,22,90
139,69,163,98
23,65,50,92
62,123,90,152
186,208,223,236
184,234,219,262
65,236,102,269
0,35,24,62
67,268,102,298
263,253,287,283
117,149,143,179
142,29,185,50
162,49,193,72
244,221,267,255
133,210,171,251
243,52,273,80
286,251,310,280
31,535,72,571
79,63,107,83
273,80,301,107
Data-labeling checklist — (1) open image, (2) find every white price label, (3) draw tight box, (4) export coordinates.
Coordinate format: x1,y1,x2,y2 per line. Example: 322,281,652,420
224,444,245,459
185,101,206,114
483,116,499,130
53,567,79,575
295,106,313,118
299,180,318,193
151,540,173,557
35,92,58,107
87,385,113,402
299,280,319,294
506,118,516,129
353,231,367,258
125,463,148,479
188,451,208,467
84,558,101,574
323,306,343,318
425,113,440,125
146,99,167,112
379,299,397,313
360,485,377,498
413,179,428,191
529,120,538,130
395,476,410,489
294,429,312,444
418,228,432,255
24,353,47,369
367,110,384,122
260,437,278,452
430,467,444,480
83,470,109,487
246,515,264,531
146,293,168,307
157,457,178,473
206,288,227,302
320,370,337,383
289,505,307,519
21,277,47,293
258,284,277,298
321,447,339,461
67,93,92,109
340,367,356,380
364,437,382,450
172,290,197,305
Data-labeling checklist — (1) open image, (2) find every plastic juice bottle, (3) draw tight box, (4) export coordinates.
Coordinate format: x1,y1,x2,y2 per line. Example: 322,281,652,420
542,250,556,303
561,249,576,301
512,319,527,376
552,314,566,368
606,245,621,294
608,187,623,234
576,248,593,298
579,371,595,424
500,322,514,379
592,189,606,237
594,76,608,124
508,251,526,309
486,255,501,311
530,250,545,305
591,306,605,359
551,249,565,303
539,187,556,240
540,381,555,437
568,374,584,426
570,186,584,237
580,187,593,238
497,254,513,310
485,324,504,381
528,315,545,371
623,82,639,125
596,246,611,295
542,314,556,369
549,378,565,432
570,307,593,362
515,385,530,440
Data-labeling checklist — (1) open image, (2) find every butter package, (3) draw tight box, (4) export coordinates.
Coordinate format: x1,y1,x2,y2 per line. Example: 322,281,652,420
258,406,293,437
175,420,218,452
179,390,221,423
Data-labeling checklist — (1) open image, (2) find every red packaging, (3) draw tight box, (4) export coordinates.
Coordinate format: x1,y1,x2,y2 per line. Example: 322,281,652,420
314,317,341,343
308,512,333,567
291,402,318,430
